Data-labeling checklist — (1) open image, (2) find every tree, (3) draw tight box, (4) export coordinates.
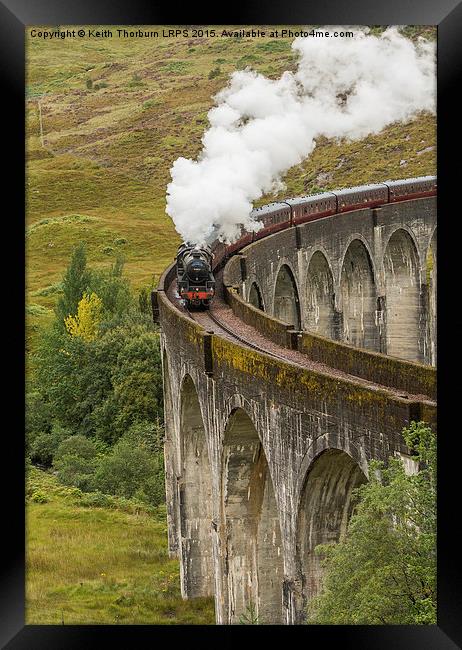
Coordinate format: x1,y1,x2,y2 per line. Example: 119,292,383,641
28,424,72,467
65,292,103,341
54,434,99,462
35,313,163,443
138,287,150,315
307,422,436,625
56,242,92,325
53,454,97,492
26,391,53,441
89,256,132,317
93,437,165,505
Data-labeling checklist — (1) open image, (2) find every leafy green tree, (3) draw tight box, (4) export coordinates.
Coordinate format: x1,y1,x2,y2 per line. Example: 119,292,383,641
138,287,150,315
93,437,164,505
123,420,164,454
34,326,91,432
26,391,53,442
110,329,163,432
53,454,97,492
29,433,56,467
89,256,132,317
55,242,92,324
308,422,436,625
28,423,72,467
30,246,164,499
65,292,103,341
52,435,100,491
35,315,163,443
54,434,99,462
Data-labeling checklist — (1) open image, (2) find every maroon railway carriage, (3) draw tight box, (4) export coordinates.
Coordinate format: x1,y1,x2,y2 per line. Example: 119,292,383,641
384,176,437,202
176,175,437,309
286,192,337,225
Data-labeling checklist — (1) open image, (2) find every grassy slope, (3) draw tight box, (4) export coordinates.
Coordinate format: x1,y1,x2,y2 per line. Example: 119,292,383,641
26,468,215,624
26,25,436,351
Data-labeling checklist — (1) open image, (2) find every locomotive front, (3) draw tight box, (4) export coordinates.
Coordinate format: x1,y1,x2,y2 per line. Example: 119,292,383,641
176,243,216,308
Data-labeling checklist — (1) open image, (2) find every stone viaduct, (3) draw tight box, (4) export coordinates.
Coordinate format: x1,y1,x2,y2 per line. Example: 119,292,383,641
154,188,437,625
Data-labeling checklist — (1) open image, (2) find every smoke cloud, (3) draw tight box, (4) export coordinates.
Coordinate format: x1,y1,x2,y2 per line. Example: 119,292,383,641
165,27,435,245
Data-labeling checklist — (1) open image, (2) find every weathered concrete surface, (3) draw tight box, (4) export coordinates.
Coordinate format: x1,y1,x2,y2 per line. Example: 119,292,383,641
296,449,367,621
305,250,335,338
239,197,437,365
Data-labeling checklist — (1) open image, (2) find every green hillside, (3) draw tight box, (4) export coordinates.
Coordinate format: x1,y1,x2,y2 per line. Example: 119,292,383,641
26,25,436,351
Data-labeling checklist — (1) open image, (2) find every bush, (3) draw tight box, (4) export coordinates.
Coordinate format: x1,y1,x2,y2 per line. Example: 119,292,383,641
142,100,156,110
28,422,75,467
208,66,221,79
29,244,165,501
93,438,164,505
31,490,48,503
86,78,93,90
54,435,98,462
53,454,97,492
80,491,114,508
138,288,150,315
26,391,53,440
124,420,164,453
29,434,54,467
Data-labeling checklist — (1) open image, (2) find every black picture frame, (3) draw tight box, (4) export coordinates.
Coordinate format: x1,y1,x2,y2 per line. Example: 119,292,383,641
4,0,461,646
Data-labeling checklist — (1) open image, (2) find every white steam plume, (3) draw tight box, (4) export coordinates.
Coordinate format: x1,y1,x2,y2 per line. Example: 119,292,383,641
165,27,435,245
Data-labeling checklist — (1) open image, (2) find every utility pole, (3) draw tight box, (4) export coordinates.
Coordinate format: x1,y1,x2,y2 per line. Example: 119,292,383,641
38,100,44,147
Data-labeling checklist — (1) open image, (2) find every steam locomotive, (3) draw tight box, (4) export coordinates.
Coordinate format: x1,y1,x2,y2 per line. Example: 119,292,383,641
176,243,216,308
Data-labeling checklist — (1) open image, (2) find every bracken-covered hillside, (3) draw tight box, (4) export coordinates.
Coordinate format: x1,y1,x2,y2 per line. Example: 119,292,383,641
26,25,436,348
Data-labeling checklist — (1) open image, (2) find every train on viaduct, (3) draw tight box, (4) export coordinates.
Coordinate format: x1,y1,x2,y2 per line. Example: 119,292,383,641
152,177,437,625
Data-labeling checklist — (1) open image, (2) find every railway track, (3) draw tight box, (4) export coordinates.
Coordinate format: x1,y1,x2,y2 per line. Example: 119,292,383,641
187,306,290,362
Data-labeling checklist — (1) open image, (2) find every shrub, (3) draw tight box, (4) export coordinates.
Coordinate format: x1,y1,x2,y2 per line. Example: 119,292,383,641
86,78,93,90
29,433,58,467
93,438,164,505
31,245,164,464
138,288,150,315
31,490,48,503
80,491,114,508
308,422,436,625
53,454,97,492
208,66,221,79
142,100,156,110
26,392,53,440
61,486,83,500
54,435,98,462
124,420,164,453
27,304,51,316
